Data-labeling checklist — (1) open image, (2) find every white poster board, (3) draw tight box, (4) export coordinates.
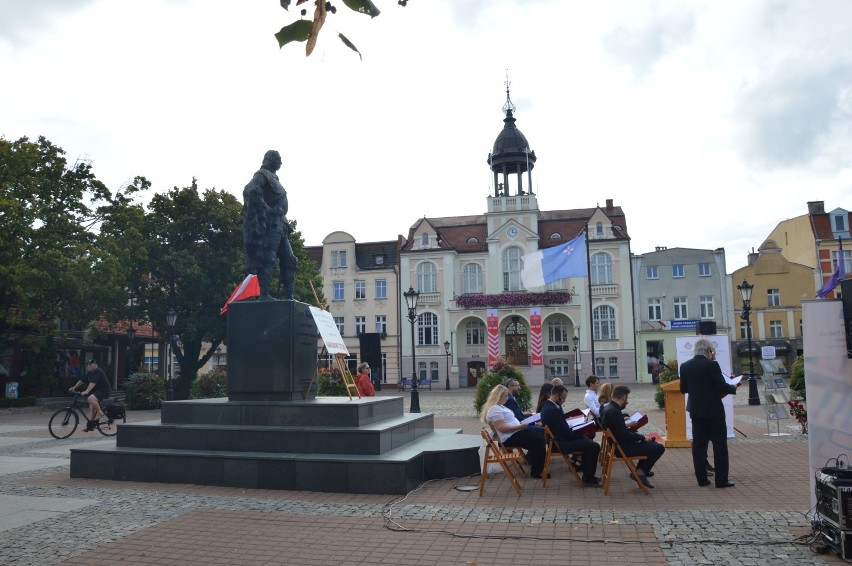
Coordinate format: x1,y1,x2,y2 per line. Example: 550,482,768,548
309,306,349,355
676,335,735,439
803,299,852,508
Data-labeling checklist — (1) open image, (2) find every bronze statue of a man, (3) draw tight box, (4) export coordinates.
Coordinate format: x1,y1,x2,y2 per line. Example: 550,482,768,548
243,150,298,300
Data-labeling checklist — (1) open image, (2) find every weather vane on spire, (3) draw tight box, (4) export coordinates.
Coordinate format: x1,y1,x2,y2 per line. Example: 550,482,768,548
502,69,516,115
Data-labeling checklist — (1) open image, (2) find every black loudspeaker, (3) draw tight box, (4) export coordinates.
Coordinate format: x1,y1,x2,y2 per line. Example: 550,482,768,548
696,321,717,335
841,279,852,358
358,333,382,370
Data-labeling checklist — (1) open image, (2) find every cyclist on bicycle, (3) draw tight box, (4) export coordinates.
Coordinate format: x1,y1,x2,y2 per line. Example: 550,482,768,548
69,359,111,431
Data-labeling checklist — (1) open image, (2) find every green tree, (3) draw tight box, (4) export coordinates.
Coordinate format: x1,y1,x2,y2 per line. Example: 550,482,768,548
0,135,111,356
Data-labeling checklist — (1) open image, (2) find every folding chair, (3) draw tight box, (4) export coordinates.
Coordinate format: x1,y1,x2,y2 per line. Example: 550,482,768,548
479,429,524,496
542,425,583,488
488,422,529,472
600,428,649,495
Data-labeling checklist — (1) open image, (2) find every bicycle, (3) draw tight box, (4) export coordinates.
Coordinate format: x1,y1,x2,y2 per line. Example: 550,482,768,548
48,393,126,439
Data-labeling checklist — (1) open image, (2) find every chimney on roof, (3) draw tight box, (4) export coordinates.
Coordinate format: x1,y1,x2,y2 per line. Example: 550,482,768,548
606,198,614,209
807,201,825,215
747,247,759,266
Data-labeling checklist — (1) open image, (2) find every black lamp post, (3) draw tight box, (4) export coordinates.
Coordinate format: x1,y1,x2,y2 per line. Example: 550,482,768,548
166,307,177,401
126,326,136,376
737,280,760,406
444,339,451,391
572,333,581,387
403,286,421,413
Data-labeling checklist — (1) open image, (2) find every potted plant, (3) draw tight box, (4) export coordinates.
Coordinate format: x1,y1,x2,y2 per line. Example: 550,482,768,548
788,400,807,434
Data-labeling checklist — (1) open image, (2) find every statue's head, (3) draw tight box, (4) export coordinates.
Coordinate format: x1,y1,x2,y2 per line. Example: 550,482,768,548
262,150,282,171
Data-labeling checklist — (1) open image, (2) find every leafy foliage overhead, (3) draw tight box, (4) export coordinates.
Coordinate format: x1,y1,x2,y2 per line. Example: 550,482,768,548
277,0,403,58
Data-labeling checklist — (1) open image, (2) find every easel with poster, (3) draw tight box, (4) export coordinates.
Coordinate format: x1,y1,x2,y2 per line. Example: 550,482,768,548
304,284,359,400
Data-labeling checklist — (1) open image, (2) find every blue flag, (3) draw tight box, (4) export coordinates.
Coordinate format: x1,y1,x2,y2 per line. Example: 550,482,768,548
817,240,846,298
521,233,588,288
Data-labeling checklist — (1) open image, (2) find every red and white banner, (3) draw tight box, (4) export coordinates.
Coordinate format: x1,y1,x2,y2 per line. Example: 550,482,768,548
220,274,260,314
487,309,500,367
529,307,543,366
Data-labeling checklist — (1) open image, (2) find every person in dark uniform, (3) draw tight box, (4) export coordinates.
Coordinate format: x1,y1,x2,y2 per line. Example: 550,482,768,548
243,150,298,301
679,337,737,488
69,359,111,431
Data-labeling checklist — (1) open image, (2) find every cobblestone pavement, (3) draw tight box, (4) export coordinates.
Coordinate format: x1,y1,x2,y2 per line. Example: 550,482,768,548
0,383,843,565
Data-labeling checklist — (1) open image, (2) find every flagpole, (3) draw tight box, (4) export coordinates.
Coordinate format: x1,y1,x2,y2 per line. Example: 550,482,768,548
585,223,595,377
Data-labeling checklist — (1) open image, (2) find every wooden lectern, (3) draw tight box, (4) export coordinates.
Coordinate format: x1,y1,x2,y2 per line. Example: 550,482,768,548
661,379,692,448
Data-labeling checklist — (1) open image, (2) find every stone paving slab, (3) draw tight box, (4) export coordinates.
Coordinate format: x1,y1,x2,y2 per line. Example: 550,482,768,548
0,384,847,565
0,494,98,534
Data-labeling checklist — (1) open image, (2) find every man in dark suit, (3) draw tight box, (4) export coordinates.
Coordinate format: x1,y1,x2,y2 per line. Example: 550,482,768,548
600,385,665,489
504,378,528,422
540,385,601,486
679,337,738,488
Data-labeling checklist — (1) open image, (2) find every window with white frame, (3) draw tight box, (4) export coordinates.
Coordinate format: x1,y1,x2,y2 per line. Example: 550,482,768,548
833,212,849,232
503,247,523,291
355,316,366,335
463,263,483,294
333,281,344,301
331,250,347,268
698,263,711,277
334,316,344,335
700,295,715,319
767,288,780,306
590,253,613,285
354,280,366,300
672,264,684,278
550,359,569,377
832,250,852,273
546,277,568,290
593,305,616,340
375,279,387,299
596,222,604,235
418,361,427,380
416,262,437,293
673,297,688,319
466,320,485,345
769,320,783,338
417,312,438,345
648,298,662,320
375,315,387,334
740,321,749,339
646,266,658,279
430,361,439,381
421,233,429,246
547,319,570,352
609,357,618,377
595,357,605,375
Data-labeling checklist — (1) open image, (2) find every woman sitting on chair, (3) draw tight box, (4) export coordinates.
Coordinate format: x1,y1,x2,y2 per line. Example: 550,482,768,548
480,385,546,479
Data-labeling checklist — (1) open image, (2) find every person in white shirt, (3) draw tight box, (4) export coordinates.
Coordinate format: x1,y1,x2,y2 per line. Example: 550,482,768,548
583,375,602,418
480,385,546,479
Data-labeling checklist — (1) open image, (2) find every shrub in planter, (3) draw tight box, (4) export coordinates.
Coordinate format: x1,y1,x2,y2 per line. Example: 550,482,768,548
654,359,680,409
190,368,228,399
473,361,532,415
318,367,347,396
789,355,805,400
125,372,166,410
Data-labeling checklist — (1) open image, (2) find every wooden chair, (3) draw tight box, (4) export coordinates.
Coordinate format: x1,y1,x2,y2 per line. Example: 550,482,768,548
600,428,649,495
479,429,524,496
542,425,583,488
488,422,529,472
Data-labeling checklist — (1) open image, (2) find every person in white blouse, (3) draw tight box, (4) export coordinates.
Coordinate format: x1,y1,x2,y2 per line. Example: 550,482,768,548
583,375,602,419
479,385,546,479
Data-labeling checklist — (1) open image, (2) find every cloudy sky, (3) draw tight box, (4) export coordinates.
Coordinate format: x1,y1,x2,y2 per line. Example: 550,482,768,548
2,0,851,270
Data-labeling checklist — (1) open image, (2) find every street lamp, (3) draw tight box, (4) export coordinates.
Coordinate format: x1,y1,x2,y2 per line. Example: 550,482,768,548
444,339,451,391
166,307,177,401
737,279,760,406
403,286,421,413
126,326,136,376
572,333,581,387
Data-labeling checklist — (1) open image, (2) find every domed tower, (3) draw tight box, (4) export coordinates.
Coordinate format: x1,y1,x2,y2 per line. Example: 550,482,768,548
487,81,537,197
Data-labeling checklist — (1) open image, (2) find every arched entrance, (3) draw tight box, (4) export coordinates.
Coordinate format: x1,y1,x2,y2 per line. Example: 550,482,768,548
505,316,528,366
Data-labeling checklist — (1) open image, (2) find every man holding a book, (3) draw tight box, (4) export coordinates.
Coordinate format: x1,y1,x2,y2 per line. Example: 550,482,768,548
541,385,602,487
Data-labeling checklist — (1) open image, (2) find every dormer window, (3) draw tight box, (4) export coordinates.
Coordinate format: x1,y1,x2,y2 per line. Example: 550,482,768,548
550,232,561,239
833,212,848,232
375,255,384,265
596,222,604,236
467,237,479,244
421,233,429,246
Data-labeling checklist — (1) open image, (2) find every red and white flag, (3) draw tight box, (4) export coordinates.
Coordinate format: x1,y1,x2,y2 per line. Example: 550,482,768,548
220,274,260,314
